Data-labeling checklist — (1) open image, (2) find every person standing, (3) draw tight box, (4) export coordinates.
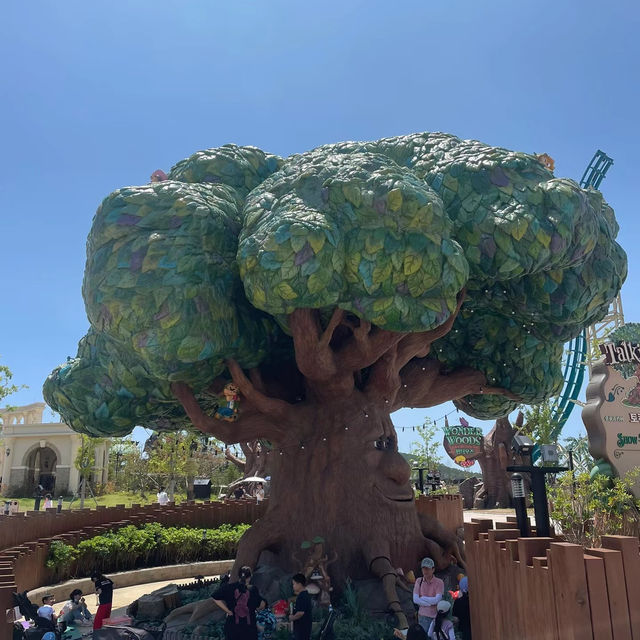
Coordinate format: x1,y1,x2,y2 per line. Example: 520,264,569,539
452,576,471,640
43,494,53,509
157,487,169,505
255,483,265,504
91,572,114,630
289,573,312,640
212,565,265,640
413,558,444,633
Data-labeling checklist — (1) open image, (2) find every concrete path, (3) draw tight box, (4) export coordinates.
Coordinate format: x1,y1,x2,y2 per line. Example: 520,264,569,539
463,509,513,523
50,574,222,625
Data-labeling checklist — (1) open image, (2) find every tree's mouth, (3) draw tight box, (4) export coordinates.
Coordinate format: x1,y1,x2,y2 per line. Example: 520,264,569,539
374,485,415,504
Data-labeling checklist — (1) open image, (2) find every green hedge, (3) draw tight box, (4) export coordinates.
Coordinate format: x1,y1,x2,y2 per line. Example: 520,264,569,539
46,522,250,580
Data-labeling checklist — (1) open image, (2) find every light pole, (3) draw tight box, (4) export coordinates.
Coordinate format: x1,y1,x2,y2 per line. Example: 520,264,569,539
510,473,530,537
508,435,568,538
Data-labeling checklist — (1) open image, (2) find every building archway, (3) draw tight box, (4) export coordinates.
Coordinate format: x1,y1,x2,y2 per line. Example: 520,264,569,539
24,446,58,493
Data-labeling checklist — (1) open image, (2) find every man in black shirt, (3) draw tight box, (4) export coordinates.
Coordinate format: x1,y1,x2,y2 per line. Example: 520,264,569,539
91,572,114,630
289,573,312,640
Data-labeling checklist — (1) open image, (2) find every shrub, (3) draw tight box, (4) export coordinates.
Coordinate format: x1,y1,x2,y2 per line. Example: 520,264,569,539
45,523,250,580
549,469,640,547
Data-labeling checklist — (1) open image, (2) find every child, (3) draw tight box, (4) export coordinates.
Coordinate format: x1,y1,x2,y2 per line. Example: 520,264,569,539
428,600,455,640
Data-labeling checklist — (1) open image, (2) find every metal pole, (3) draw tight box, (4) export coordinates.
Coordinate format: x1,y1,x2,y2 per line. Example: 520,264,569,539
530,469,551,538
510,474,530,537
418,468,424,494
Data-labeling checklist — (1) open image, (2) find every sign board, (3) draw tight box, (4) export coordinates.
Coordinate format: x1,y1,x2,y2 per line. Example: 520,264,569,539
443,417,483,467
583,340,640,496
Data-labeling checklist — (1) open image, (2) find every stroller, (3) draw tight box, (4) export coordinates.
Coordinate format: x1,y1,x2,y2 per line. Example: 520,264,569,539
12,591,62,640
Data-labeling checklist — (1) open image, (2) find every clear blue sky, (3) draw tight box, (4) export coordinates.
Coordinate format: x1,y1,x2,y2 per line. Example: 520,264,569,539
1,1,638,464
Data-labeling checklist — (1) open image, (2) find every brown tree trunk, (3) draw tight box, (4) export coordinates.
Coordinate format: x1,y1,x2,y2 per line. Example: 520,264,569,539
475,414,529,508
232,394,461,585
171,297,518,626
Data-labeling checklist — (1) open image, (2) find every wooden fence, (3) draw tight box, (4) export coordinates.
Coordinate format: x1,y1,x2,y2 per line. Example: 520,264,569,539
0,499,266,640
466,519,640,640
0,495,464,640
415,494,464,534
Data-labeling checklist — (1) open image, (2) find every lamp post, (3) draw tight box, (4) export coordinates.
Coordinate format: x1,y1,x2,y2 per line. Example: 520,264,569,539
508,436,567,538
510,473,530,537
413,467,427,494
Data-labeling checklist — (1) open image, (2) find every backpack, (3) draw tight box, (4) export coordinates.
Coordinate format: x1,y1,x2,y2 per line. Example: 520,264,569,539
233,587,251,624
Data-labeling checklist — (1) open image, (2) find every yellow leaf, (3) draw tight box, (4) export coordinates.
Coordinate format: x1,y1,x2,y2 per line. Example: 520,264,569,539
308,232,326,254
253,286,266,307
387,189,403,212
276,282,298,300
403,253,422,276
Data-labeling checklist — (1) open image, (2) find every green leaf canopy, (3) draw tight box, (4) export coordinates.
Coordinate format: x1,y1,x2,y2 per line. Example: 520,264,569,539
44,134,627,434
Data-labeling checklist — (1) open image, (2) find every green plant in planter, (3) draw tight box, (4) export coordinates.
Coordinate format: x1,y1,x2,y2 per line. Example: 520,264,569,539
45,540,79,572
45,523,250,580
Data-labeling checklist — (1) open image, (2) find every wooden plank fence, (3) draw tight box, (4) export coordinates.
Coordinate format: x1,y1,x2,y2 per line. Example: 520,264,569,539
0,499,267,640
466,520,640,640
0,495,463,640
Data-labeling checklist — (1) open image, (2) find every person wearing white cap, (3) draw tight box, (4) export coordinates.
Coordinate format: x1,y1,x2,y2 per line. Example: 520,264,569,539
427,600,455,640
413,557,444,633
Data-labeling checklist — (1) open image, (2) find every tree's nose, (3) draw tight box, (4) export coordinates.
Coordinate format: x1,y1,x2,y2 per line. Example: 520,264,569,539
381,451,411,485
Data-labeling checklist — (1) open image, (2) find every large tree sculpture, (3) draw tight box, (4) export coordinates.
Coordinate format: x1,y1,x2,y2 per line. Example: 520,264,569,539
44,133,626,625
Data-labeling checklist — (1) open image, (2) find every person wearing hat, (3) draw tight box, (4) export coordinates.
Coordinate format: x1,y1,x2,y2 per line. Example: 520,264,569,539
427,600,455,640
413,557,444,633
452,576,471,639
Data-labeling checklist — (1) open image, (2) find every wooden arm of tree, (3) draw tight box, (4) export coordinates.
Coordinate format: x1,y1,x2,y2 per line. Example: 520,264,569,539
365,346,401,401
224,447,246,470
226,359,297,425
394,366,520,410
338,323,406,372
394,290,466,370
171,382,287,443
288,308,340,380
390,358,442,410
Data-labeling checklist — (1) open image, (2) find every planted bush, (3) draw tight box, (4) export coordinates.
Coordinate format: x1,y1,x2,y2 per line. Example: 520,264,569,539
46,523,250,579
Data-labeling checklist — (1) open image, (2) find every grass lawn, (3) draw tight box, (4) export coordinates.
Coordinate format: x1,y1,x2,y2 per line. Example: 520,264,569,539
3,491,215,512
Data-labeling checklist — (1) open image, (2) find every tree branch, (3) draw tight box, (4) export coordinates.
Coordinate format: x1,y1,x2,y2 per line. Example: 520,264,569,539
224,447,246,470
395,290,466,370
392,363,519,410
338,322,406,371
171,382,288,444
391,358,442,409
288,308,340,380
226,359,297,424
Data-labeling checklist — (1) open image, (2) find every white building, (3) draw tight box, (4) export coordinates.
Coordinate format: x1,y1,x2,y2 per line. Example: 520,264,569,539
0,403,109,496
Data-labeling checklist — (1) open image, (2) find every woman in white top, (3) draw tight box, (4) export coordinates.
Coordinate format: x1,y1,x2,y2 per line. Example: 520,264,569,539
428,600,455,640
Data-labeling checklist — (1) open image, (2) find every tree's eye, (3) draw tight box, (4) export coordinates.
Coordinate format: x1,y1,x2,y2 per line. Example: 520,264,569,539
374,437,395,450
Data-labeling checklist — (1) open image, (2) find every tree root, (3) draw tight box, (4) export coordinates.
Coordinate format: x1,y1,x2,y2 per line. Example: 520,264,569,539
370,556,409,629
418,513,466,571
231,511,284,579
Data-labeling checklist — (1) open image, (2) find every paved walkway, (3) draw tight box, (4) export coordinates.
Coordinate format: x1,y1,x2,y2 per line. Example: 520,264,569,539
49,574,222,631
463,509,512,523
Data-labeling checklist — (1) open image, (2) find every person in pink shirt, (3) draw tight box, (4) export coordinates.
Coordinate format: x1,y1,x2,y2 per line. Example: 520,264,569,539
413,557,444,633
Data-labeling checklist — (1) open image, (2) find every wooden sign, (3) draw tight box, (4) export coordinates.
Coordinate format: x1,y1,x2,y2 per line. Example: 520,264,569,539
443,417,483,467
583,340,640,496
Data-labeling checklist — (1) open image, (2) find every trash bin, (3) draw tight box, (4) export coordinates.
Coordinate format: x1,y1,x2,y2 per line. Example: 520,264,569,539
193,478,212,499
